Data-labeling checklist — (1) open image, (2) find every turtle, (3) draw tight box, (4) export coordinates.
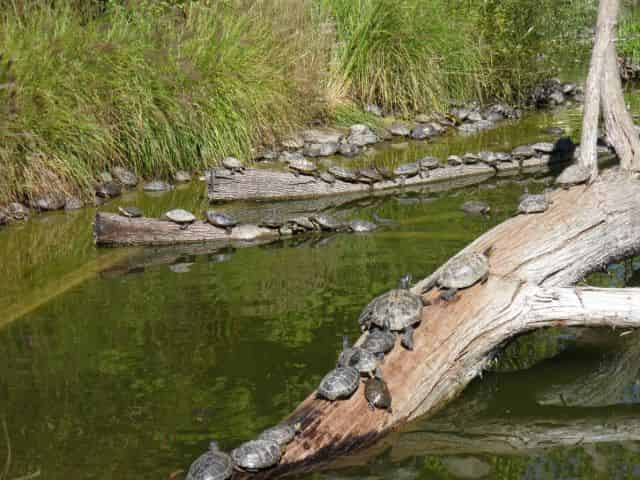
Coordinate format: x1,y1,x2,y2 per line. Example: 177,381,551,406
289,158,318,178
461,200,490,216
364,368,392,413
319,171,336,184
376,166,395,180
361,323,396,358
518,193,551,214
347,345,379,377
259,217,284,229
185,441,233,480
349,219,378,233
164,209,196,229
317,366,360,401
118,206,143,218
437,248,491,300
393,163,421,183
357,274,423,351
257,422,302,448
143,180,173,192
309,213,343,232
371,212,397,226
231,439,281,472
206,211,238,233
328,166,359,183
337,335,358,367
209,167,234,181
287,216,315,232
358,167,383,184
555,164,591,188
418,156,440,171
221,157,245,174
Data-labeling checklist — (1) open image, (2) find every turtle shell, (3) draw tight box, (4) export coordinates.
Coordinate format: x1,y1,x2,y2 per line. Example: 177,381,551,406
221,157,244,170
438,251,489,290
186,447,233,480
328,166,359,182
310,214,341,231
359,289,423,331
164,209,196,224
347,348,378,375
231,439,281,471
287,216,315,230
257,424,297,447
556,164,590,186
418,157,440,170
518,194,549,214
206,211,238,228
317,366,360,400
358,167,382,182
361,328,396,355
118,206,143,218
289,158,317,174
259,217,284,229
393,163,419,177
365,377,392,411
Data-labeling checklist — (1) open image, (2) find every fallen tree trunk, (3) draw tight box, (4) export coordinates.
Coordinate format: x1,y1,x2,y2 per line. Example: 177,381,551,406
238,169,640,479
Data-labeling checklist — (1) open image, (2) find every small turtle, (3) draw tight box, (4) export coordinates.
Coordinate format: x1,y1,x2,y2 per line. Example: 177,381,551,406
317,366,360,401
289,158,318,178
393,163,420,182
349,219,378,233
209,167,234,180
364,368,392,413
361,323,396,358
328,166,359,183
518,193,551,214
358,274,423,350
347,346,379,377
164,209,196,228
287,216,315,232
319,171,336,184
461,200,490,216
221,157,245,174
309,213,343,231
337,335,358,367
437,249,491,300
555,164,591,188
231,439,281,472
118,206,143,218
206,211,238,232
257,422,301,448
185,441,233,480
358,167,383,184
418,156,440,171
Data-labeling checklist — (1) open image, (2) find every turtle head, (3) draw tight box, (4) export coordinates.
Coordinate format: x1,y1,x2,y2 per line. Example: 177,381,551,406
292,421,303,433
209,441,220,452
374,367,384,379
342,335,350,350
398,273,412,289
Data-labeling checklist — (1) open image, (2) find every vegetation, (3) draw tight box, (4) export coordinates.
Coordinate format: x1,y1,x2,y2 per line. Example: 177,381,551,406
0,0,595,203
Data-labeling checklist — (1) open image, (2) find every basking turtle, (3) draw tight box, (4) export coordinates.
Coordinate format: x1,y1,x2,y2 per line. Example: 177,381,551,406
376,166,395,180
309,213,343,231
206,211,238,232
418,156,440,171
289,158,318,178
347,347,379,377
361,323,396,358
393,163,421,182
221,157,245,174
143,180,173,192
358,167,383,184
231,439,281,472
257,422,301,448
364,368,392,413
437,249,491,300
319,171,336,184
358,274,423,350
259,217,284,229
556,164,591,188
317,366,360,401
518,193,551,214
328,166,359,183
349,219,378,233
185,441,233,480
163,209,196,229
337,335,358,367
287,216,315,232
118,206,143,218
461,200,490,216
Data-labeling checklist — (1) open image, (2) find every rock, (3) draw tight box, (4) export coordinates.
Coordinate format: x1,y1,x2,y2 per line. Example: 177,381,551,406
143,180,173,192
441,456,492,479
479,151,498,165
532,142,555,153
281,134,304,150
98,171,113,183
512,145,536,158
347,124,378,146
30,194,65,211
427,122,446,135
447,155,463,166
112,167,138,187
549,90,566,105
467,110,483,122
7,202,29,220
494,152,512,162
390,142,409,150
279,151,305,164
233,224,275,241
418,156,440,169
461,200,490,215
474,119,496,130
562,82,577,95
545,126,566,136
388,122,411,137
365,104,382,117
485,111,504,122
522,155,551,169
410,124,437,140
378,128,393,141
258,149,279,161
458,123,479,134
574,92,585,103
450,107,471,121
302,129,344,145
64,196,83,211
462,153,481,164
174,170,192,183
415,113,430,123
339,143,361,158
303,142,339,157
95,181,122,198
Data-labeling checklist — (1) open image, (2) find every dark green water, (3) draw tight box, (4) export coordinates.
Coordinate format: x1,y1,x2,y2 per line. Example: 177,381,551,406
3,99,640,480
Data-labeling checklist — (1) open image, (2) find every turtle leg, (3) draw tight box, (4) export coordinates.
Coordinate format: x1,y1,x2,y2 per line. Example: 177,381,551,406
401,327,415,351
439,288,458,302
368,400,375,411
481,272,489,284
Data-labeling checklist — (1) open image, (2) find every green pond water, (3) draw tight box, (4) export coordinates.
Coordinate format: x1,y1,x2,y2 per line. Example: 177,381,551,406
4,96,640,480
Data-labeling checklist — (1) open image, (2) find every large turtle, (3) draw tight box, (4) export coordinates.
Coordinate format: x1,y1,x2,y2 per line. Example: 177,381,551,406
437,248,491,300
289,158,318,178
556,164,591,188
358,167,383,184
164,209,196,229
221,157,245,174
461,200,490,216
518,193,551,214
317,366,360,401
364,368,392,413
231,439,281,472
328,166,359,183
257,422,301,448
206,211,238,233
185,441,233,480
358,274,423,350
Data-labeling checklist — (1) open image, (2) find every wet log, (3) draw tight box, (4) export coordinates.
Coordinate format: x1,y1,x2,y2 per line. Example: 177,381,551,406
238,168,640,479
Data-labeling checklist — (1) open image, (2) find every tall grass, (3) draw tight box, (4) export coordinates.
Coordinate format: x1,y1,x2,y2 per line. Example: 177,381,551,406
0,0,595,203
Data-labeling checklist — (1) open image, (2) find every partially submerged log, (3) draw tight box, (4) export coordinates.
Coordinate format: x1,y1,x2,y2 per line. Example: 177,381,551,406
237,169,640,479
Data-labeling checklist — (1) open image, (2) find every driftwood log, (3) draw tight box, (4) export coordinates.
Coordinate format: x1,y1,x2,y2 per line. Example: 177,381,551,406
234,168,640,479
